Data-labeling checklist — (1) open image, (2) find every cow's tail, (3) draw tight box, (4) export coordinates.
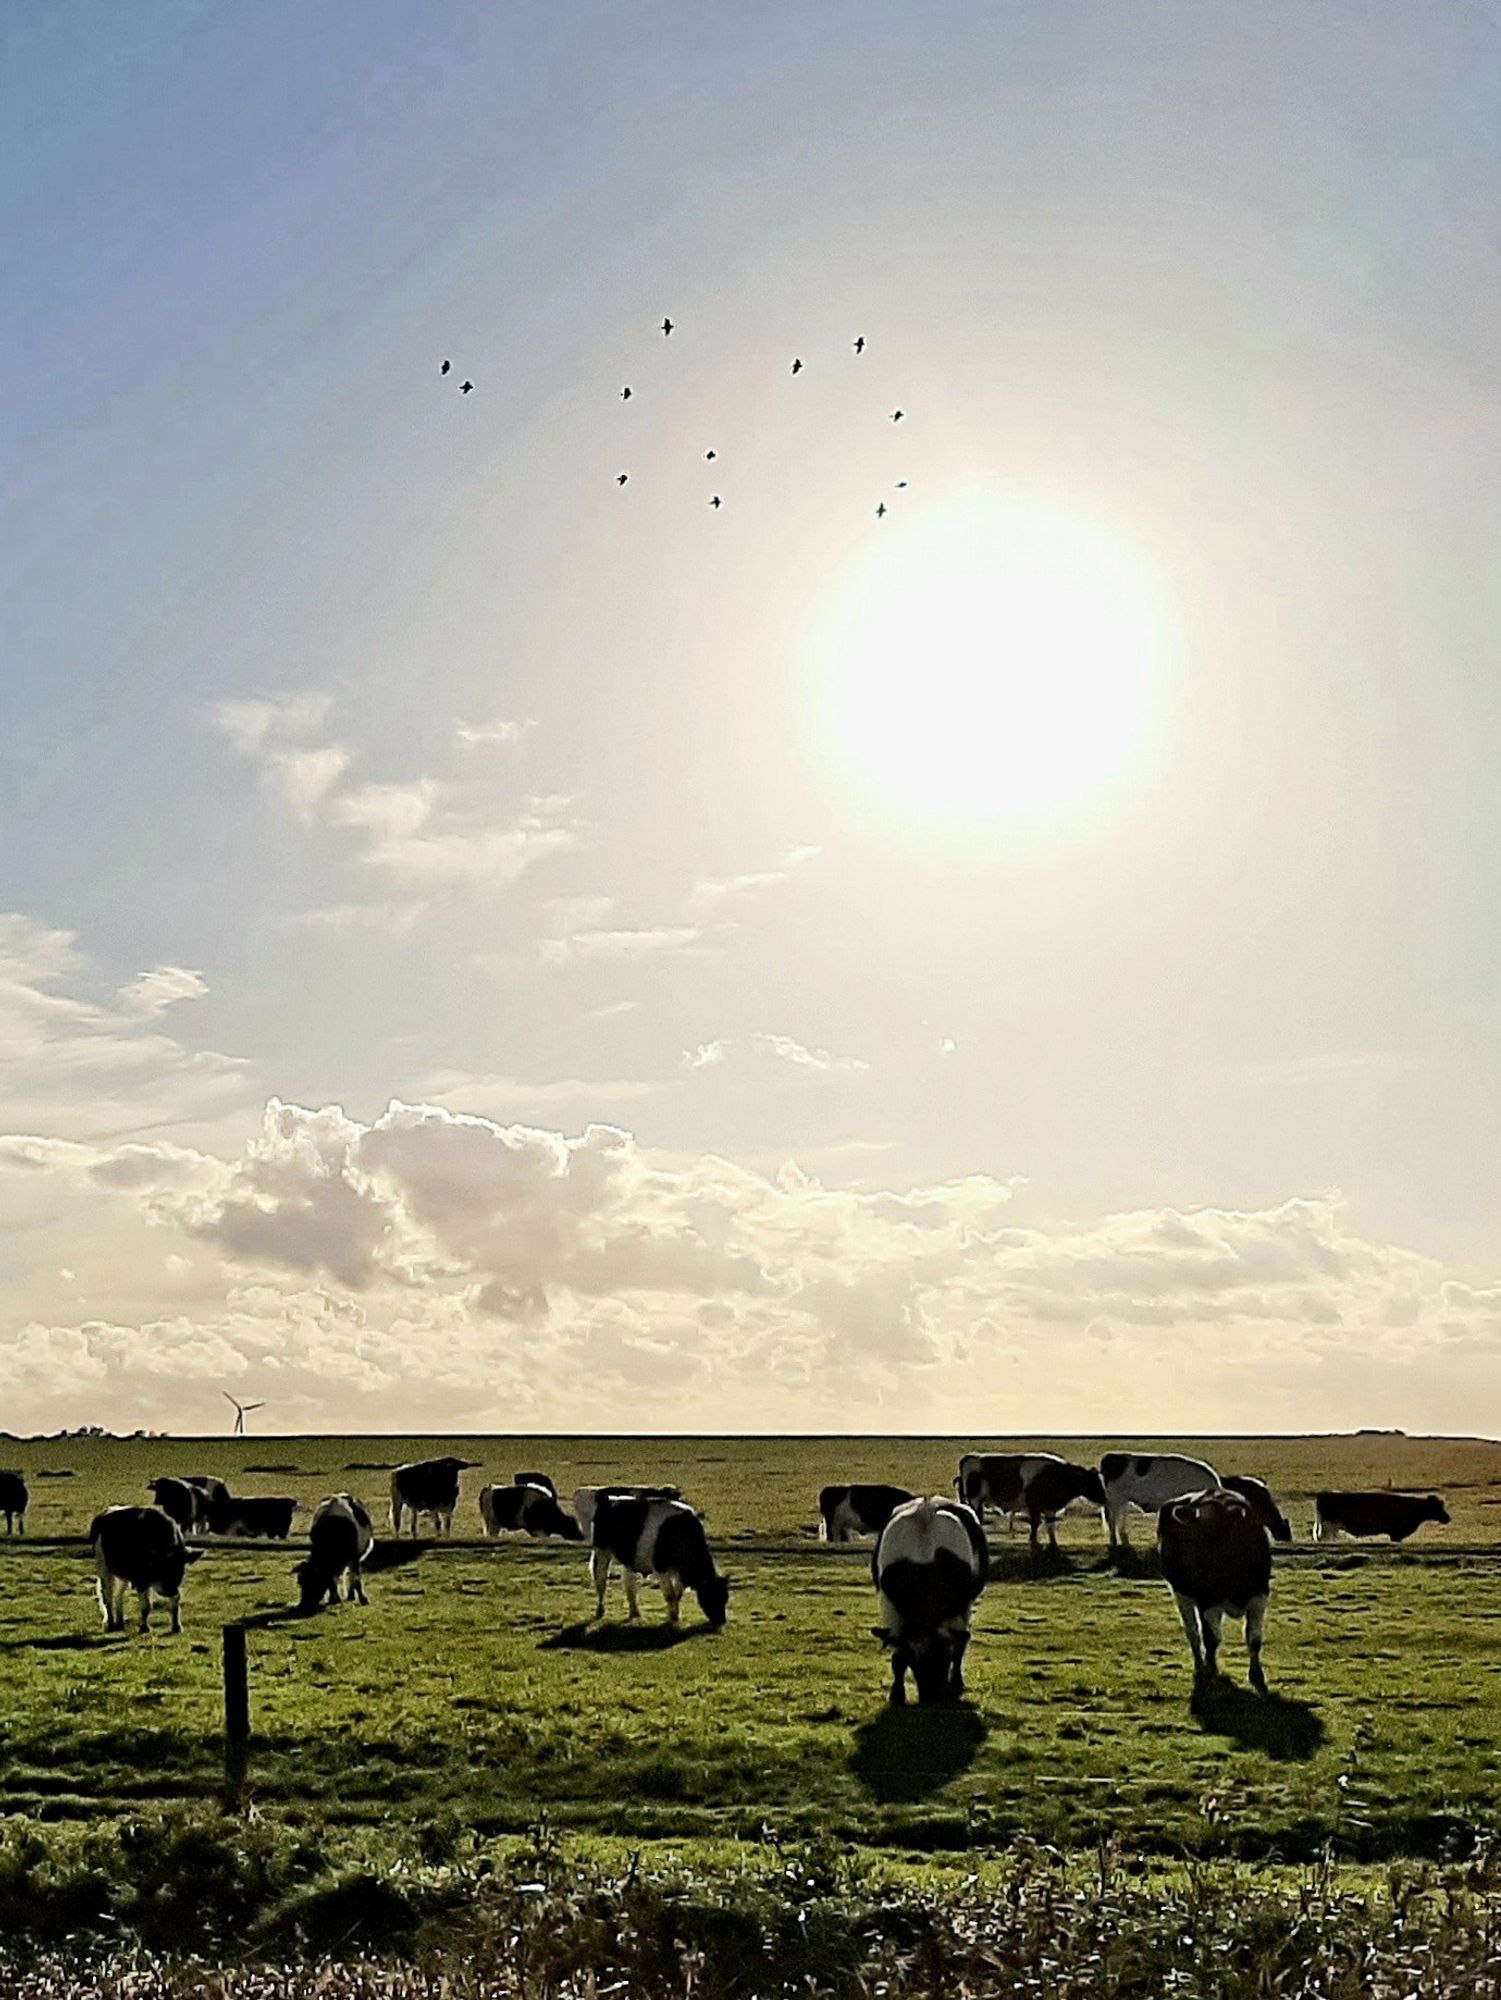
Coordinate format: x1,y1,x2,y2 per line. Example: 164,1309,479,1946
389,1471,404,1534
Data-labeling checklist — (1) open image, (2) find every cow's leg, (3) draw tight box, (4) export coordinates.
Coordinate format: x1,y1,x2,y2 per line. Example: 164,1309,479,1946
1046,1512,1059,1552
623,1568,642,1621
1200,1606,1223,1679
352,1566,368,1606
1173,1592,1204,1676
590,1547,612,1619
97,1575,114,1630
949,1629,970,1698
662,1574,684,1625
136,1588,152,1635
889,1645,910,1706
166,1591,182,1636
1245,1595,1268,1693
1311,1513,1324,1542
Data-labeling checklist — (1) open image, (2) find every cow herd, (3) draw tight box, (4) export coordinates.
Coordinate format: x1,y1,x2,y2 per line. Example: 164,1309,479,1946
0,1450,1456,1707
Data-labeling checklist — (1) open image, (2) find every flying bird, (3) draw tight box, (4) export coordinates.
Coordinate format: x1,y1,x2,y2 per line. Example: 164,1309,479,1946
853,336,865,354
460,380,474,394
875,502,887,518
791,357,803,375
890,409,903,422
661,317,674,336
705,449,716,461
617,473,629,486
440,359,451,375
895,480,908,489
621,386,632,400
710,495,722,509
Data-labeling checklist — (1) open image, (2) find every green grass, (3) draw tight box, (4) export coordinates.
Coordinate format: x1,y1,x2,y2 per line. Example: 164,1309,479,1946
2,1429,1500,1863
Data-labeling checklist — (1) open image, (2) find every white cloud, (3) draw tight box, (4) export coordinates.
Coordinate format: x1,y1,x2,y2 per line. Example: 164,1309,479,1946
212,692,334,753
0,915,250,1141
421,1068,663,1117
455,718,534,748
117,966,208,1017
683,1033,868,1076
684,845,820,918
541,926,701,965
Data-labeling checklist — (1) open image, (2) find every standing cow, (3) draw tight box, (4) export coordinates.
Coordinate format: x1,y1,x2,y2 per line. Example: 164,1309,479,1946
146,1476,201,1533
390,1457,481,1536
573,1483,682,1542
0,1471,27,1534
206,1494,297,1539
1314,1491,1449,1542
588,1493,728,1628
818,1483,914,1542
295,1494,375,1611
1099,1452,1224,1549
479,1480,582,1540
872,1496,988,1705
1157,1488,1273,1692
91,1506,200,1634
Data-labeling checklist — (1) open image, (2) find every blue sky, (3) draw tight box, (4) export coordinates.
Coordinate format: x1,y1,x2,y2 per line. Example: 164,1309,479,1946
2,2,1499,1432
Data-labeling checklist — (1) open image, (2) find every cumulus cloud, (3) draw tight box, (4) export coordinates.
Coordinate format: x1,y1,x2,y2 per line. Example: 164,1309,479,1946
117,966,208,1017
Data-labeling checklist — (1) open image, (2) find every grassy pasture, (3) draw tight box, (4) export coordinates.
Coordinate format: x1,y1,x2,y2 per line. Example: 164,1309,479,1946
2,1433,1500,1864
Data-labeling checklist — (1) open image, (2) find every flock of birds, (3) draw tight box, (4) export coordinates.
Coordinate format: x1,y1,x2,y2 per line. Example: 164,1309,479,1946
439,319,912,520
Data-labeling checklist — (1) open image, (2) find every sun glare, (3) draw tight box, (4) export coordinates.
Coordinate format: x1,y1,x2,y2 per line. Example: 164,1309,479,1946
817,501,1165,818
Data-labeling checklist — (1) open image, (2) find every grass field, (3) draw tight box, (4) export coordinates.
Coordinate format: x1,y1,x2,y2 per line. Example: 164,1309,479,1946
2,1433,1500,1869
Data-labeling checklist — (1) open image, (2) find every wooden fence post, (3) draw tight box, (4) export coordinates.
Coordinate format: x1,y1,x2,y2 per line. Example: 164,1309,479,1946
222,1621,250,1802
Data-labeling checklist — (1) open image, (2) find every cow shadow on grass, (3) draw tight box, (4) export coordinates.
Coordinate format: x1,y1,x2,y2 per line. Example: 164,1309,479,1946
1189,1679,1325,1762
0,1631,128,1652
539,1619,716,1654
850,1704,988,1804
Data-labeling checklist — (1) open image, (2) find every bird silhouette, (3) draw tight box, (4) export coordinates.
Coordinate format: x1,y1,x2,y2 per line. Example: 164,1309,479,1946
440,359,451,375
853,336,865,354
791,358,803,375
661,317,674,336
460,381,474,394
710,495,722,509
617,473,629,486
876,503,887,518
895,480,908,489
621,386,632,400
891,409,903,422
705,449,716,461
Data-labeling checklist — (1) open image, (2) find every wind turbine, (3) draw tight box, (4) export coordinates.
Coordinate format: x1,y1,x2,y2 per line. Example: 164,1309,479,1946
223,1392,266,1437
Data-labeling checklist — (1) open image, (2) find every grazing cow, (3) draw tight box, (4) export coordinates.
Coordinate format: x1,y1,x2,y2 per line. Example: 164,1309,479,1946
872,1496,988,1704
1314,1491,1450,1542
295,1494,374,1611
1022,1459,1108,1550
1222,1474,1294,1543
146,1476,200,1532
955,1452,1061,1531
819,1483,914,1543
1157,1488,1272,1691
0,1471,27,1534
588,1493,728,1627
206,1494,297,1539
1099,1452,1223,1549
573,1483,683,1542
390,1457,481,1536
479,1480,583,1540
513,1471,557,1497
91,1506,200,1634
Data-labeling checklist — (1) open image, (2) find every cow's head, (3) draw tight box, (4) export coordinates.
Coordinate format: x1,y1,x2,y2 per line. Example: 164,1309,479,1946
908,1629,965,1703
1072,1466,1107,1506
292,1558,329,1613
1223,1475,1293,1543
1424,1495,1451,1525
695,1572,730,1629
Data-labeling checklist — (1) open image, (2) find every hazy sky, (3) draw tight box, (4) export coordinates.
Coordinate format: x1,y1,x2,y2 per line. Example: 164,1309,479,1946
3,2,1499,1435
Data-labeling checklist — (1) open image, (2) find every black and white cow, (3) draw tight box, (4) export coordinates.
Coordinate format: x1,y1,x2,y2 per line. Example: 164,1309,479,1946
1099,1452,1224,1549
1157,1488,1273,1692
91,1506,201,1634
390,1457,481,1536
573,1483,683,1542
955,1453,1064,1533
146,1476,200,1533
588,1493,728,1627
818,1483,914,1542
1222,1474,1294,1543
0,1471,27,1534
1314,1491,1450,1542
294,1494,374,1611
872,1496,988,1705
206,1494,297,1539
479,1480,583,1540
513,1471,557,1498
183,1475,230,1527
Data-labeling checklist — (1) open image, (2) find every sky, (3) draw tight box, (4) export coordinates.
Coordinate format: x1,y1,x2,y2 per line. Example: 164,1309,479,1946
2,1,1499,1436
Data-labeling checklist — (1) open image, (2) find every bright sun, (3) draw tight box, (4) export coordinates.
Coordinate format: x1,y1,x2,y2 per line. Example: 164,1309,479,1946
818,500,1165,818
